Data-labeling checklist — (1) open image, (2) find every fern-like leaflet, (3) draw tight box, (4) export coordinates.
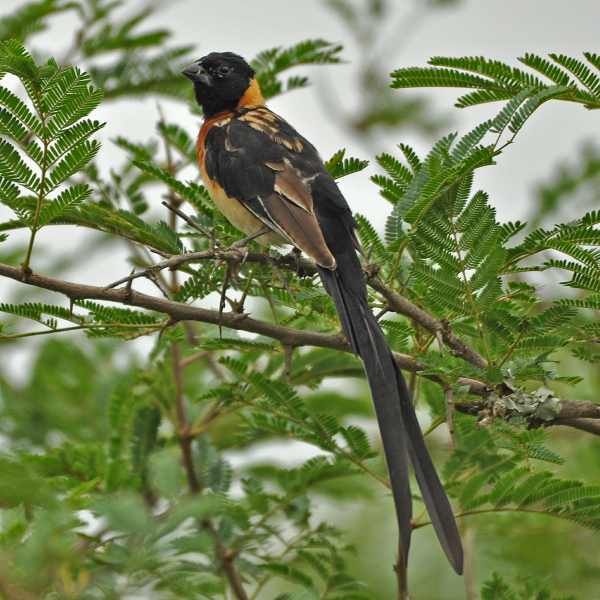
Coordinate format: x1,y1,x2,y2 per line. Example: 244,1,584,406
0,40,103,271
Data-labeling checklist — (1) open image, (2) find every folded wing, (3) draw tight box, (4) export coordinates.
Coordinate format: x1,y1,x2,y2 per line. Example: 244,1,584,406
202,107,336,268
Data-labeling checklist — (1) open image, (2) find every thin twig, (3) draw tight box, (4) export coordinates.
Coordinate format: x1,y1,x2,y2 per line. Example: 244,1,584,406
445,387,474,600
180,350,210,369
171,343,200,493
104,246,260,291
413,506,576,529
129,241,172,297
283,345,293,383
445,387,456,451
209,526,249,600
368,275,488,370
161,200,214,240
104,249,215,289
22,96,50,273
248,529,313,600
462,526,477,600
0,322,163,340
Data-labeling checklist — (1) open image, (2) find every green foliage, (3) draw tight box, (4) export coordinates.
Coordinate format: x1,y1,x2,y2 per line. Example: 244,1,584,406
368,98,600,386
0,40,103,270
325,149,369,179
80,6,170,57
0,0,76,43
219,356,375,466
0,5,600,599
0,300,74,329
442,417,600,531
481,573,576,600
392,52,600,110
252,39,343,99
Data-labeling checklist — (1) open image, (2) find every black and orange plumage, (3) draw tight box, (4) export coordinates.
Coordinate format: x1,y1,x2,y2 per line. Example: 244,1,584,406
183,52,463,574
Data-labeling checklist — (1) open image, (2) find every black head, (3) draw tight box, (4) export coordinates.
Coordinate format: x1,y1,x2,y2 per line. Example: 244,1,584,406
182,52,256,117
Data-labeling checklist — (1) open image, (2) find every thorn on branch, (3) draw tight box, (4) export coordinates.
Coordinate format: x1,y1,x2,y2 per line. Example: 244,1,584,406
20,265,32,281
124,268,135,301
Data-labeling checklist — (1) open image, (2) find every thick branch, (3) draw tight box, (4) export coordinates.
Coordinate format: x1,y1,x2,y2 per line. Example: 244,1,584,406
104,245,488,372
0,262,414,369
455,398,600,436
553,418,600,435
2,262,598,436
550,399,600,420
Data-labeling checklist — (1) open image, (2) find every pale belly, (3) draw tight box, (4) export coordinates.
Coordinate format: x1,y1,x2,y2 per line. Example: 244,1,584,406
202,172,285,247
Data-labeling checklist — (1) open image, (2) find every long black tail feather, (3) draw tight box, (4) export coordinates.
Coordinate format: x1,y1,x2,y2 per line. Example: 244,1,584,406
394,365,464,573
317,246,463,574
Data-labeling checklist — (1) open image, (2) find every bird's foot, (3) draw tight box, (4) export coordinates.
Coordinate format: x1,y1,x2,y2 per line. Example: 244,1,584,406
284,247,311,278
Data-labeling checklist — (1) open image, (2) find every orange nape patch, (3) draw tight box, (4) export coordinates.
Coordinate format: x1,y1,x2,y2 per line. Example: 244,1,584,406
237,78,265,108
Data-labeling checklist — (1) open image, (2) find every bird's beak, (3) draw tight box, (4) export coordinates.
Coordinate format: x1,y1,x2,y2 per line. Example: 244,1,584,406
182,62,212,86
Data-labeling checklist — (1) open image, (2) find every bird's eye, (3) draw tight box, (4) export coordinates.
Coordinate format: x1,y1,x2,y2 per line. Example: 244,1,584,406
215,65,232,78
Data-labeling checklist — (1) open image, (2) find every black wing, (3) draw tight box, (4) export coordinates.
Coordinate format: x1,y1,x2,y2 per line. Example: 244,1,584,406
203,106,358,269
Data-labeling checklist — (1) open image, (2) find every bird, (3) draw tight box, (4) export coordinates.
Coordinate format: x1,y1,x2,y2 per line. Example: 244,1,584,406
182,51,463,574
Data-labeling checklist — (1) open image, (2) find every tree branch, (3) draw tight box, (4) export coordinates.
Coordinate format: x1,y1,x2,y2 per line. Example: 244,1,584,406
394,539,409,600
455,398,600,436
1,261,598,436
368,274,488,369
548,400,600,420
552,418,600,435
104,240,488,372
171,342,200,493
0,261,486,389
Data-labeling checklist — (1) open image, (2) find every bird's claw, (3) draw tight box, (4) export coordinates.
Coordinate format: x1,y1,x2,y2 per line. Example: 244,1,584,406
285,247,310,278
231,245,249,265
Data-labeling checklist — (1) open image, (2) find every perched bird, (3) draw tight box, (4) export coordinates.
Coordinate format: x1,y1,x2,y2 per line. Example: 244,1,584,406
183,52,463,574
